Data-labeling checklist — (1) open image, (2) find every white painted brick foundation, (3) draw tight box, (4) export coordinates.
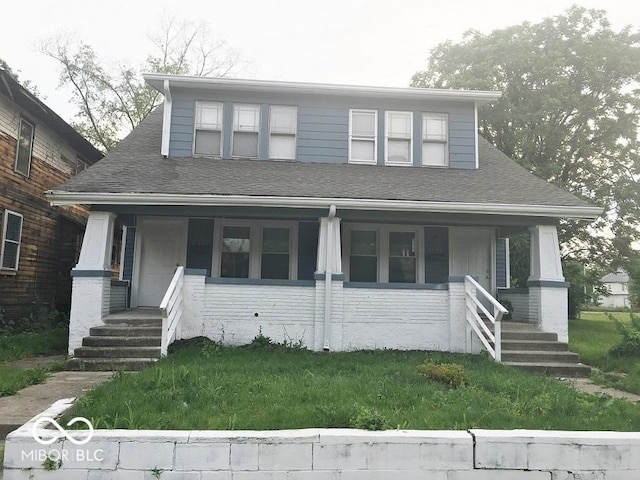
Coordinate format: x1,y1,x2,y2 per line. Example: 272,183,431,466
68,275,111,355
5,400,640,480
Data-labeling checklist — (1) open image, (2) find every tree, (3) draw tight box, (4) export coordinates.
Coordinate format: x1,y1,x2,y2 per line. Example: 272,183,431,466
412,6,640,285
0,58,41,97
41,16,242,153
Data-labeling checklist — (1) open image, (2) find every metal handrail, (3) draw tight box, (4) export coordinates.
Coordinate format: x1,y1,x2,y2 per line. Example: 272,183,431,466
464,275,508,362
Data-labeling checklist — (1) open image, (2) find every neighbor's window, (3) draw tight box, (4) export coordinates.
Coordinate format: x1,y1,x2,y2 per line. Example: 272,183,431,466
232,104,260,158
422,113,448,166
261,227,290,279
269,106,297,160
194,102,223,156
349,109,377,164
385,111,412,165
1,210,23,271
349,230,377,282
14,117,34,176
221,226,251,278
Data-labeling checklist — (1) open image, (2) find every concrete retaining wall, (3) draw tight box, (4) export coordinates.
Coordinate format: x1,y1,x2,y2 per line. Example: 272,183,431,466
4,400,640,480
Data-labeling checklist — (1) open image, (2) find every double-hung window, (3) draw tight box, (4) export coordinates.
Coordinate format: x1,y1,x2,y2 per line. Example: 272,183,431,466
232,104,260,158
269,106,297,160
1,210,23,271
385,111,412,165
217,222,295,280
15,117,34,177
422,113,448,166
345,225,421,283
194,102,223,156
349,110,377,164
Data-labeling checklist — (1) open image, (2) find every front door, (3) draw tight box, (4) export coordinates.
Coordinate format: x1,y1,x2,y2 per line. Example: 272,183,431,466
136,217,188,307
449,227,494,295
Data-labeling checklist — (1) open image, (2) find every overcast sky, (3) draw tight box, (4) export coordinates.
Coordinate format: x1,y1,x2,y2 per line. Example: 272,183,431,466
2,0,639,122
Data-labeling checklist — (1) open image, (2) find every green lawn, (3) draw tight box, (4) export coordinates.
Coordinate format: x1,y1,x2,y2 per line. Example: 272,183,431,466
62,346,640,431
0,328,68,397
569,312,640,394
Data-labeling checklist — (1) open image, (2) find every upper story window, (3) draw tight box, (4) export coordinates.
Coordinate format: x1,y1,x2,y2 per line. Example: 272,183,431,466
15,117,35,177
269,106,297,160
349,110,377,165
232,104,260,158
1,210,23,271
194,102,223,156
385,111,413,166
422,113,448,167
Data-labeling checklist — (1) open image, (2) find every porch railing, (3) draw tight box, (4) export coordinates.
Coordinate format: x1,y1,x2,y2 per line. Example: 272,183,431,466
464,275,509,362
160,266,184,356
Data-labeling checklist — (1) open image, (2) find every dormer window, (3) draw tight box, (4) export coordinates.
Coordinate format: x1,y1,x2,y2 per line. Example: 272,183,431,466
422,113,448,167
349,109,377,165
385,111,413,166
269,106,297,160
232,104,260,158
194,102,223,156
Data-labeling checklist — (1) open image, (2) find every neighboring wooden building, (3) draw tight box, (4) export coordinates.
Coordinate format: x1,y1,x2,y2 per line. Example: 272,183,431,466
599,271,630,308
0,68,103,322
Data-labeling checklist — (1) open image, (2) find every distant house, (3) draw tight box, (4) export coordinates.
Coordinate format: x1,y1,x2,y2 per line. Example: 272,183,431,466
0,68,103,322
599,271,630,308
48,75,601,371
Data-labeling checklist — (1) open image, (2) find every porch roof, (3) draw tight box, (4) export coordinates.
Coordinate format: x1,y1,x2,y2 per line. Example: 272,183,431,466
48,108,601,219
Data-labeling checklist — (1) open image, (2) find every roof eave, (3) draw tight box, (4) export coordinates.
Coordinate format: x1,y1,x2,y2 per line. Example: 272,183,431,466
45,191,602,220
143,73,502,105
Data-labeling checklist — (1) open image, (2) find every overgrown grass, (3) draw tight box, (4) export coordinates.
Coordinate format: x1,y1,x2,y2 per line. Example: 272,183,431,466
0,328,68,362
0,367,47,397
62,347,640,431
570,312,640,394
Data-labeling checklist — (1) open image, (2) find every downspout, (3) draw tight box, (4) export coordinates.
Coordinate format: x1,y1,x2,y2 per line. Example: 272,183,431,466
161,79,172,157
323,204,337,351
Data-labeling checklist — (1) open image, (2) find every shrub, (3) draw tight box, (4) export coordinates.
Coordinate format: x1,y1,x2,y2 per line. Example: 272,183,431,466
349,405,389,431
609,313,640,357
417,361,467,388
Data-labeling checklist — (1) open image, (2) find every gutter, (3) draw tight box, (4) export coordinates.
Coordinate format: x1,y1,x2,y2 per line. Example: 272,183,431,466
45,191,603,220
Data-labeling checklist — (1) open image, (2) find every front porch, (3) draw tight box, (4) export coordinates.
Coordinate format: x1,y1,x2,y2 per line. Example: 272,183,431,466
66,208,580,373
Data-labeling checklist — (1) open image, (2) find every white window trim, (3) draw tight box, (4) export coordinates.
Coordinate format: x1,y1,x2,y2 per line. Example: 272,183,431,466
348,109,378,165
342,223,424,283
421,112,449,167
14,117,34,177
385,111,413,166
231,103,261,159
212,219,298,280
1,210,23,272
193,101,223,157
269,105,298,160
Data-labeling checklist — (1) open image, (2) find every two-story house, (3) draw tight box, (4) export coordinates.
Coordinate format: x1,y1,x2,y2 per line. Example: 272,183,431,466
0,68,103,323
599,271,630,308
48,74,601,372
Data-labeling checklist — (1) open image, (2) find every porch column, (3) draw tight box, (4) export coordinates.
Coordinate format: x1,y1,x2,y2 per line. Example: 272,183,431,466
314,210,343,351
528,225,569,342
68,211,117,355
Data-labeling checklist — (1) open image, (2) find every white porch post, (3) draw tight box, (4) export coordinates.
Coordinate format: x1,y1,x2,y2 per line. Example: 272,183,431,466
314,208,343,351
68,211,117,355
528,225,569,342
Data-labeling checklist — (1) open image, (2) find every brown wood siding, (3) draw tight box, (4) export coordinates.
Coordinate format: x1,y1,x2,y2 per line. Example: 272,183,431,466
0,129,89,321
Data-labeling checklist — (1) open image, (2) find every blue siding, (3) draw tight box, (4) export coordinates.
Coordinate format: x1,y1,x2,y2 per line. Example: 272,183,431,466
297,106,348,163
169,99,195,157
448,113,476,169
122,227,136,282
496,238,508,288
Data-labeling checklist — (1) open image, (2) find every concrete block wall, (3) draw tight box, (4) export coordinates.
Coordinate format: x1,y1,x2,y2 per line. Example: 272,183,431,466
5,402,640,480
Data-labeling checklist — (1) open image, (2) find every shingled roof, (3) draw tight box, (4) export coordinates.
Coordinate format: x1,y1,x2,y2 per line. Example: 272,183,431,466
51,107,599,217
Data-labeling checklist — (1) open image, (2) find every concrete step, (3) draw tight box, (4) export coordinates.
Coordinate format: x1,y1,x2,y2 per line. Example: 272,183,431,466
103,317,162,327
90,325,162,337
501,330,558,341
501,339,568,352
74,346,162,359
83,335,161,347
66,358,158,371
502,361,591,378
501,350,581,363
